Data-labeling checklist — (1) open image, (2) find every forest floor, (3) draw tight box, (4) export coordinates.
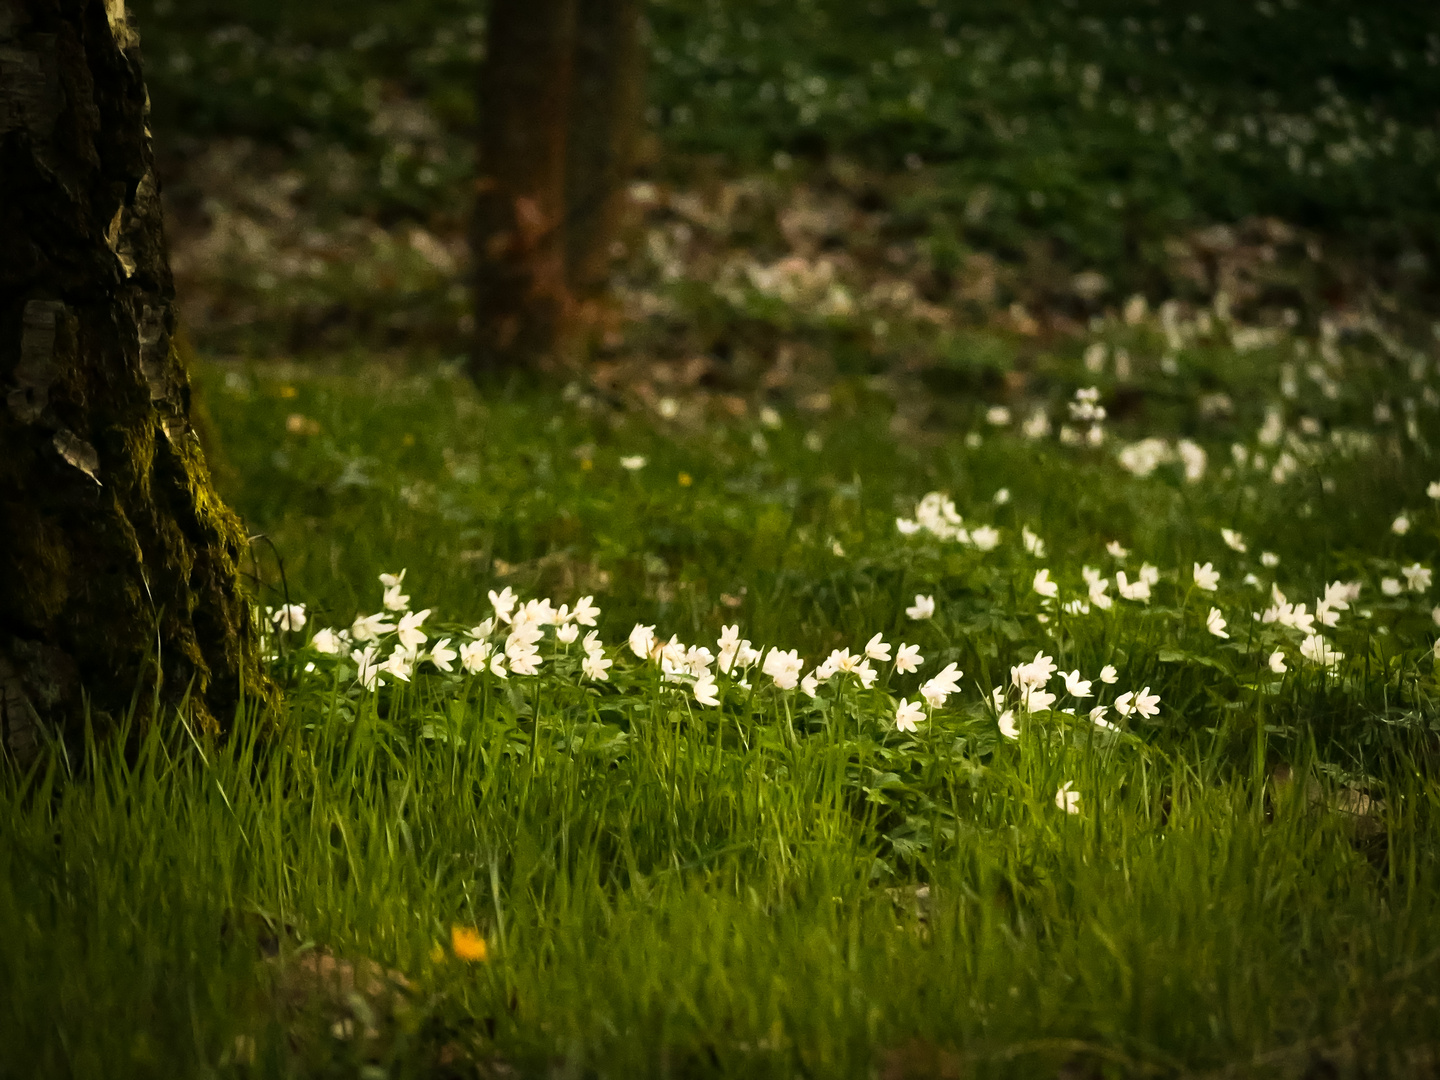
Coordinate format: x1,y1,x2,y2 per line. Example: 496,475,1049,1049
5,1,1440,1076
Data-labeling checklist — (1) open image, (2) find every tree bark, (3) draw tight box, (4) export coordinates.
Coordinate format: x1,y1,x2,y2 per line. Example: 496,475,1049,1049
0,0,270,759
564,0,643,299
470,0,577,376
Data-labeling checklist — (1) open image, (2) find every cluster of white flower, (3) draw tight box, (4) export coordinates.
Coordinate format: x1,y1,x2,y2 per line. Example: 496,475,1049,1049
989,651,1155,741
1117,437,1207,482
1059,387,1106,447
1259,580,1361,670
896,492,1000,551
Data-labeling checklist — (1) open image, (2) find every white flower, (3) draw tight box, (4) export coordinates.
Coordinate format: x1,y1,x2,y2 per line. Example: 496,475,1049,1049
855,660,878,689
1393,515,1411,536
1140,564,1160,587
896,518,922,535
985,405,1011,426
572,595,601,626
800,671,820,697
1116,687,1160,719
1115,571,1150,602
1086,574,1113,609
555,623,579,645
864,633,892,662
1206,607,1229,639
993,488,1011,505
763,648,804,690
352,646,383,690
894,699,924,733
1299,634,1344,667
997,710,1019,740
378,570,406,589
1260,552,1279,568
582,650,612,681
1428,481,1440,500
428,638,457,672
1010,650,1056,690
1381,578,1403,597
382,584,410,612
1106,540,1129,559
906,594,936,620
1099,664,1118,684
351,612,396,643
512,598,557,629
489,652,508,679
894,643,923,674
1061,670,1092,698
1019,687,1056,713
970,526,1001,551
692,674,721,707
1055,782,1081,814
1176,439,1206,482
1268,650,1287,674
1402,564,1432,593
1193,562,1220,592
1022,527,1046,558
629,623,657,659
396,609,431,650
271,603,307,632
468,618,496,640
1221,529,1247,553
1032,568,1059,599
381,647,415,683
1089,706,1117,731
1433,606,1440,626
919,662,963,708
619,455,647,470
310,627,344,655
459,640,492,674
489,587,517,622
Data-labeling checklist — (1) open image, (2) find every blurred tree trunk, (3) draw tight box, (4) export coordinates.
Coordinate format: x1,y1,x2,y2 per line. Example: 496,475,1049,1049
470,0,577,375
565,0,644,300
471,0,644,375
0,0,271,760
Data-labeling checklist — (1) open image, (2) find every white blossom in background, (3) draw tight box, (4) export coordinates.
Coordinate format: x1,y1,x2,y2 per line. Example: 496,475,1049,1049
459,640,491,674
1022,527,1046,557
1115,687,1160,719
1402,564,1432,593
1055,782,1081,814
619,455,647,470
629,623,657,659
692,674,721,707
1115,570,1150,602
1090,706,1117,731
1061,670,1092,698
864,633,892,662
396,609,431,650
970,526,1001,551
311,627,344,654
1381,578,1403,597
351,612,396,643
489,587,517,623
906,594,936,620
1099,664,1118,684
1260,552,1280,568
1032,568,1059,599
1268,650,1287,674
1299,635,1344,667
582,650,612,681
998,710,1019,740
1221,529,1247,553
555,623,579,645
1193,562,1220,592
763,648,804,690
271,604,307,632
1393,515,1411,536
1206,608,1229,639
1106,540,1129,559
1176,440,1207,482
1428,481,1440,500
993,488,1011,505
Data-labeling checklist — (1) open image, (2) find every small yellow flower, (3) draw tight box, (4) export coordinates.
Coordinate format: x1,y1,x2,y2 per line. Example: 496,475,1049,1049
278,385,298,399
678,472,692,487
450,925,488,962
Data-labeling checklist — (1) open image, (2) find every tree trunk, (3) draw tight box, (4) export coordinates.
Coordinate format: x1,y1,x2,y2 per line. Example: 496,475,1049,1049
470,0,577,376
0,0,270,759
564,0,643,299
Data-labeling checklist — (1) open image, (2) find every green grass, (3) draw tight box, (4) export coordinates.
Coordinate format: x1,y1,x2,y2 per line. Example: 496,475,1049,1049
6,313,1440,1074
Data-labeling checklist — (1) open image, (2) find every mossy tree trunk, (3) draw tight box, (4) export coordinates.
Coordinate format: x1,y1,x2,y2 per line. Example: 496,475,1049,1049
0,0,270,759
470,0,644,376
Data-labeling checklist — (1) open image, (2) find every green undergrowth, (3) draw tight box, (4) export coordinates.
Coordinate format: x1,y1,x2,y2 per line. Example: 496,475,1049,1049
6,320,1440,1074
